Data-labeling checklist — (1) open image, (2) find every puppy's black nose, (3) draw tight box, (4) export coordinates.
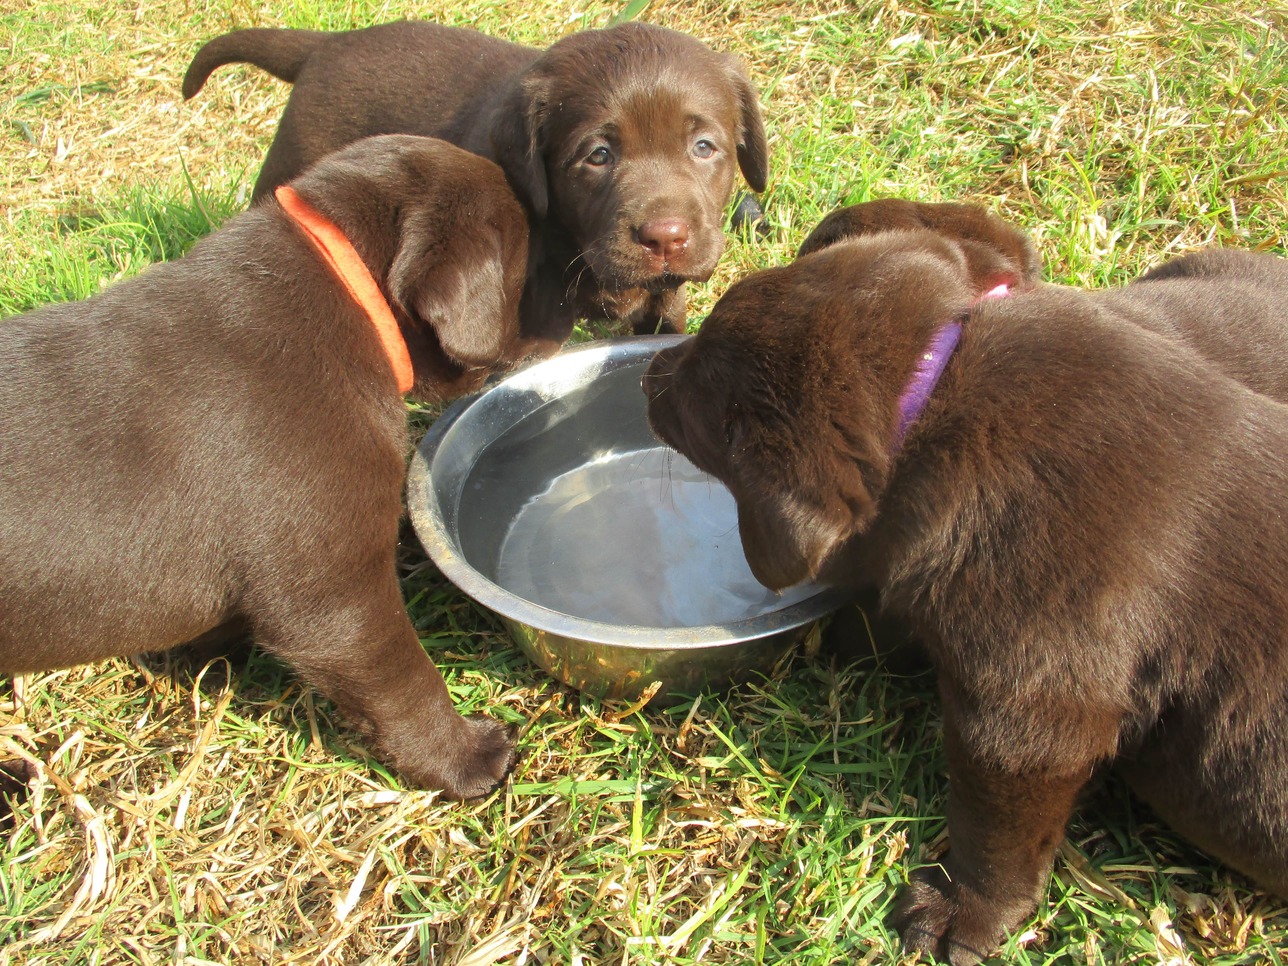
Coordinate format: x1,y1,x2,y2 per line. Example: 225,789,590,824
637,219,690,269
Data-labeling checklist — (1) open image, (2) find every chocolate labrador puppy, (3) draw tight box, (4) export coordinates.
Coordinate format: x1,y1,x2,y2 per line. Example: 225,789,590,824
643,200,1288,962
181,20,770,338
1,135,541,800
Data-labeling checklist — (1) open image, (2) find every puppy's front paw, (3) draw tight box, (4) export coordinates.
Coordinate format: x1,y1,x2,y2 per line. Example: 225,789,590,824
890,867,1010,966
399,713,518,801
447,714,518,800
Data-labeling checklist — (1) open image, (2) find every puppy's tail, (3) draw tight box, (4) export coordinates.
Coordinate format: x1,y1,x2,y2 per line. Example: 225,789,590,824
182,28,329,99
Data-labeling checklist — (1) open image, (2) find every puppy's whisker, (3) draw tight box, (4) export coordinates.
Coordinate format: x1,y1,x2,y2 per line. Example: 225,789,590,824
648,382,673,401
564,253,588,278
659,448,679,508
624,448,651,484
563,261,594,305
565,241,609,287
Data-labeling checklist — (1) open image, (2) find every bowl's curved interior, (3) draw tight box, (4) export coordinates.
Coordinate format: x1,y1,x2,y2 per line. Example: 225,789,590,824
407,336,842,651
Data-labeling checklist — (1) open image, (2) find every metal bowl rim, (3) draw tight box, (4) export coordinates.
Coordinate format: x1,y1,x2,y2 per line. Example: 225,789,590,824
408,336,846,650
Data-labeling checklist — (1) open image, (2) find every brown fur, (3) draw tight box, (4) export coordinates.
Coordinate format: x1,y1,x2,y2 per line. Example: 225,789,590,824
644,200,1288,962
0,135,542,800
182,20,770,338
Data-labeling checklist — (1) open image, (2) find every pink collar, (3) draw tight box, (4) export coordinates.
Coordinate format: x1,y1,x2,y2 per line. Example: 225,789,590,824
893,283,1010,447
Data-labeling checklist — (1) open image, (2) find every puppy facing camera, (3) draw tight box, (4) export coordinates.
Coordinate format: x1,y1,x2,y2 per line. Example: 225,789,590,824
183,20,770,339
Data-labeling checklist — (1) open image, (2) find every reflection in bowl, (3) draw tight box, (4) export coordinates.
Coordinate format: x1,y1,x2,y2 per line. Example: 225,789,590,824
407,335,843,701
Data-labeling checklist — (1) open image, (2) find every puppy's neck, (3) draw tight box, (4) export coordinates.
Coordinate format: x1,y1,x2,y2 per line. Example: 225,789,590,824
275,185,415,395
894,283,1010,448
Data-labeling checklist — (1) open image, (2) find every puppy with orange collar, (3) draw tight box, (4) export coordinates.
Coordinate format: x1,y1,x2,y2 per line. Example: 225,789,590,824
1,135,551,799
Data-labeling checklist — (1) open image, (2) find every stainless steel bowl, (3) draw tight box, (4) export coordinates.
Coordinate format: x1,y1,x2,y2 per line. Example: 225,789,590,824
407,335,844,701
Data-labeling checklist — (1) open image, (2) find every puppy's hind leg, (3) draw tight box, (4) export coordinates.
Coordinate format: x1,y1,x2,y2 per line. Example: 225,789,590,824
253,571,516,800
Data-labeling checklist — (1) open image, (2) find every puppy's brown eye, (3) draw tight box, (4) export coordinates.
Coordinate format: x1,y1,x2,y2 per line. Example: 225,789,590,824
586,146,612,166
693,139,716,159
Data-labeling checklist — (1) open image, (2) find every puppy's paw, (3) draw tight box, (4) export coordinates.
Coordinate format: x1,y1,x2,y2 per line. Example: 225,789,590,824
412,714,518,801
890,867,1011,966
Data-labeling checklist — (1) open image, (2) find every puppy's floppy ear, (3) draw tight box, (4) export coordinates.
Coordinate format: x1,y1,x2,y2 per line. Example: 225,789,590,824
734,448,879,592
799,199,1043,290
388,209,519,366
723,57,769,194
798,199,933,257
489,74,551,219
737,494,861,592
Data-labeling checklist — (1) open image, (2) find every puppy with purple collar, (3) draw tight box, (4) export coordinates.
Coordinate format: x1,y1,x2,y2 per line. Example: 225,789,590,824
643,199,1288,963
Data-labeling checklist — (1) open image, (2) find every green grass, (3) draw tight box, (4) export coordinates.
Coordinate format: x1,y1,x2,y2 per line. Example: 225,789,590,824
3,1,1288,964
0,178,242,314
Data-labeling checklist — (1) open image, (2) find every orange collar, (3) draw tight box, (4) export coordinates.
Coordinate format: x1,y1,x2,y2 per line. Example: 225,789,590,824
275,185,415,395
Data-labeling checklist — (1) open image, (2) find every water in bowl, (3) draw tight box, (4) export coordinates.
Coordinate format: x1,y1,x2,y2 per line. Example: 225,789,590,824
494,447,818,627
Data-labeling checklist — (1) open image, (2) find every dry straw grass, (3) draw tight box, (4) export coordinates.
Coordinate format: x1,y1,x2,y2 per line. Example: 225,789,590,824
3,0,1288,964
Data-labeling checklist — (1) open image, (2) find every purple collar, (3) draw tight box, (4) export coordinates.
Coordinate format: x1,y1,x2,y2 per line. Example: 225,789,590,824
893,283,1010,447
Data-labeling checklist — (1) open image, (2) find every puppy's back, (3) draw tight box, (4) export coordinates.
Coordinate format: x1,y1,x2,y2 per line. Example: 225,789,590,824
186,22,537,201
1102,251,1288,400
